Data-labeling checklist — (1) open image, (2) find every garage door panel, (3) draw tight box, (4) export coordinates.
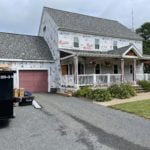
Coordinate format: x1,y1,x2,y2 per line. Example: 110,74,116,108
19,70,48,93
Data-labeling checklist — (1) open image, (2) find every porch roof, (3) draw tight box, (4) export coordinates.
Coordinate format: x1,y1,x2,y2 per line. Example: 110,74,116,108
60,45,142,59
141,54,150,60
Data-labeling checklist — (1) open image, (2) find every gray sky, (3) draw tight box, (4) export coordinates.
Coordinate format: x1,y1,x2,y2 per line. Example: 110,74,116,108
0,0,149,35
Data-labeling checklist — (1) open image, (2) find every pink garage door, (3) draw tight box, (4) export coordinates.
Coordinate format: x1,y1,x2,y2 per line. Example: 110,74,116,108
19,70,48,93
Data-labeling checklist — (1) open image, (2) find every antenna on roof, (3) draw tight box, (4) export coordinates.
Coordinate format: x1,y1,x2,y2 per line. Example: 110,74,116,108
131,5,134,31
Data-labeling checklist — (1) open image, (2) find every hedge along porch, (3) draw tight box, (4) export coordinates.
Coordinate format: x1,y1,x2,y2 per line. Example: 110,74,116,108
60,45,147,89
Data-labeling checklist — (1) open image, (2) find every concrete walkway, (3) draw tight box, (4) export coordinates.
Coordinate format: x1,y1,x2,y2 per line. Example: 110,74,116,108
94,92,150,106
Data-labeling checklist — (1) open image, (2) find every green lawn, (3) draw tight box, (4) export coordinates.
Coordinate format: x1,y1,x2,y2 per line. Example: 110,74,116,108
111,100,150,119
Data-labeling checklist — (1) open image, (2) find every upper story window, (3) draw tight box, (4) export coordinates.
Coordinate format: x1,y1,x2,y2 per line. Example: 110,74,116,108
43,26,46,32
95,39,100,49
113,41,118,50
74,37,79,48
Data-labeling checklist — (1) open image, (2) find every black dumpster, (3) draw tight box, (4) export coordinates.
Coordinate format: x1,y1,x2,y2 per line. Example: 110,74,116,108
0,71,16,120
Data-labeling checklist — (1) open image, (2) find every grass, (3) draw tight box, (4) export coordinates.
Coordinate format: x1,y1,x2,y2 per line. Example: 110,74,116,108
111,99,150,119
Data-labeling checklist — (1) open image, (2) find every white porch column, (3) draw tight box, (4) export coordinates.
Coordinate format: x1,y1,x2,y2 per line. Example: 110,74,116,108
121,59,125,83
133,59,137,84
107,74,110,86
74,55,79,89
93,74,96,87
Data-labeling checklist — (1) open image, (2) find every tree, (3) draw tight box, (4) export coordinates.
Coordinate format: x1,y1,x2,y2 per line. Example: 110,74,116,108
136,22,150,54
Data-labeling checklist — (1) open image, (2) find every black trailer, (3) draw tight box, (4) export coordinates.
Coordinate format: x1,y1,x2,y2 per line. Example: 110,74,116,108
0,71,16,120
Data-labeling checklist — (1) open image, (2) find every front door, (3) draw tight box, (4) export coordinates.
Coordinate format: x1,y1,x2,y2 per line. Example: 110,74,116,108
61,65,68,75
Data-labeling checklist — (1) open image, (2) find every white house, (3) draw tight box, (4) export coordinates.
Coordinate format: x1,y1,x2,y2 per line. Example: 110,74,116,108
0,7,150,93
38,7,150,90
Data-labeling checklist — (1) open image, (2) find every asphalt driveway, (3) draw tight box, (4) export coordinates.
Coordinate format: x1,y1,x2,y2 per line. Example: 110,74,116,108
0,94,150,150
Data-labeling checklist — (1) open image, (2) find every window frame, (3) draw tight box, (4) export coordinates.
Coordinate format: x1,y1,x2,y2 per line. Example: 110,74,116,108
113,41,118,49
74,37,79,48
68,64,73,75
43,26,46,32
95,39,100,50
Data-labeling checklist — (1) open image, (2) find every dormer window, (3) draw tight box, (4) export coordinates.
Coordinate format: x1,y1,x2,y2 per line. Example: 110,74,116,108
95,39,100,49
74,37,79,48
113,41,118,50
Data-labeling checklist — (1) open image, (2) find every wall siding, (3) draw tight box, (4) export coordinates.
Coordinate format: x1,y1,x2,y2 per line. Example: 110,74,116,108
58,31,143,53
0,61,51,92
39,11,61,89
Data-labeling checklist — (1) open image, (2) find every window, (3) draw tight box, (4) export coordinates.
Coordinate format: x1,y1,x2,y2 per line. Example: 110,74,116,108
78,63,84,74
129,64,133,74
114,64,118,74
113,41,118,49
68,64,73,75
74,37,79,48
95,64,101,74
43,26,46,32
95,39,100,49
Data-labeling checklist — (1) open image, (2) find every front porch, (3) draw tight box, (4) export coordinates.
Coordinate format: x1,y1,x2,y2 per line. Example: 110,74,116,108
61,73,150,88
60,45,149,89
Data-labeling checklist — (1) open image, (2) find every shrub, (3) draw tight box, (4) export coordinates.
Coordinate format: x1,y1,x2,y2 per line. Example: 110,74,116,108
74,87,112,101
108,84,120,98
108,84,136,99
92,89,112,102
74,87,93,99
138,80,150,91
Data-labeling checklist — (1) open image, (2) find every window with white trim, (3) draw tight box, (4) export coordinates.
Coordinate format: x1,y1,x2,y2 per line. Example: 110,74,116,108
113,41,118,49
74,37,79,48
95,39,100,49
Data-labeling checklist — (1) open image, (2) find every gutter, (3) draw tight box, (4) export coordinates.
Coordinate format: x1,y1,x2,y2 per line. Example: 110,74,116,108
0,58,54,63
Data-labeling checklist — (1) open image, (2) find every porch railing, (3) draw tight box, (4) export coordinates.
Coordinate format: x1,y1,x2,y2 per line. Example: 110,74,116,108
136,73,150,81
61,73,150,88
61,75,74,87
78,74,94,86
61,74,122,87
78,74,122,86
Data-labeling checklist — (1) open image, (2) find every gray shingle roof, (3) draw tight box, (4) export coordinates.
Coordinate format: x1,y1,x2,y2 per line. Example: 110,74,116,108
60,49,121,58
45,7,142,41
107,45,132,55
0,32,53,61
60,45,139,58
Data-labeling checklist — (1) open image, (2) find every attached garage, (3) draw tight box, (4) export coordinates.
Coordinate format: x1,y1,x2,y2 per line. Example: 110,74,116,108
19,70,48,93
0,32,54,93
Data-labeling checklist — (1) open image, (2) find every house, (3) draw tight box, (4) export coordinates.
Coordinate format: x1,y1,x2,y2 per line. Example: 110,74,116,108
38,7,150,90
0,32,54,93
0,7,150,93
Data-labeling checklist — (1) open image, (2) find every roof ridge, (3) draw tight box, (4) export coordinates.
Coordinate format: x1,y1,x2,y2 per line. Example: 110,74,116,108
44,7,118,22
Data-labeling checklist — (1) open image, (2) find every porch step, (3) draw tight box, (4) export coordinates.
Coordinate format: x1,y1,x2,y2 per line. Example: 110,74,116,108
133,85,147,93
57,88,75,97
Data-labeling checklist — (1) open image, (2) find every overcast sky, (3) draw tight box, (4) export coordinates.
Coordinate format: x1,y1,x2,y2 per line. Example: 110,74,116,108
0,0,149,35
